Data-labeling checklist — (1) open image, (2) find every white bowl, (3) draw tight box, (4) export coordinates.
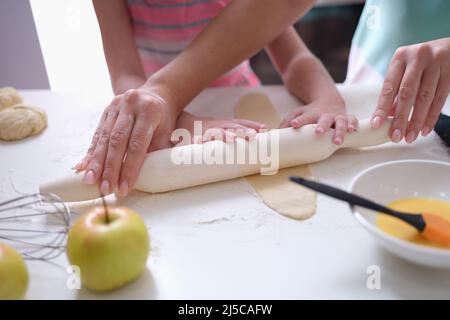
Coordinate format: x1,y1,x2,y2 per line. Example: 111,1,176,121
349,159,450,269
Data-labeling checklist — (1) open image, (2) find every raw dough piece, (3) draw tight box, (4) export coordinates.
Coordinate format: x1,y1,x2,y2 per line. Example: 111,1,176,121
234,92,316,220
0,87,23,110
235,93,282,129
245,165,316,220
0,103,47,141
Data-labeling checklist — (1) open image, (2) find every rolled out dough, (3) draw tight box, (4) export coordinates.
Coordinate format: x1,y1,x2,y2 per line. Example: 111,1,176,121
235,93,282,129
234,92,316,220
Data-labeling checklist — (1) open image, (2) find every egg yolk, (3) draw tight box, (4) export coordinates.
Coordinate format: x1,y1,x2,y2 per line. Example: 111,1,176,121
376,197,450,249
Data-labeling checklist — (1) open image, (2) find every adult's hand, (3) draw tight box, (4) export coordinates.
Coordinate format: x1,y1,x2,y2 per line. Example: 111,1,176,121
74,87,177,197
371,38,450,143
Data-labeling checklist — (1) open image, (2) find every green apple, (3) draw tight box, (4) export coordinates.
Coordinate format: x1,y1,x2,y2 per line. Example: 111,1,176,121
67,206,150,292
0,243,29,299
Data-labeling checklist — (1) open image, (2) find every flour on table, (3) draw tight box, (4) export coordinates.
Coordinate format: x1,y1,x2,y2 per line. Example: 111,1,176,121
234,92,317,220
196,216,235,225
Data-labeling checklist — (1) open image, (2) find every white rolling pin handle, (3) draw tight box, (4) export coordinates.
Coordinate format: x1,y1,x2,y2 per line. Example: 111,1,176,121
39,173,101,202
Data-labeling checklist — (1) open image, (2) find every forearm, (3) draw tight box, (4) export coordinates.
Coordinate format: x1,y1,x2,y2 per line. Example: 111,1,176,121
145,0,315,112
283,53,343,104
112,74,147,95
266,27,304,75
266,27,342,104
93,0,147,95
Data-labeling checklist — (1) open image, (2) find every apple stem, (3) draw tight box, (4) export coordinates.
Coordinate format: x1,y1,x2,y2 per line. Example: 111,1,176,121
101,193,110,224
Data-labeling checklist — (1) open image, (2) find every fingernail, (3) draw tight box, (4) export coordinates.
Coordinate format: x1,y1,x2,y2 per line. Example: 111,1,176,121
100,180,110,195
333,137,342,145
81,159,88,168
225,132,236,143
72,161,82,170
405,131,416,143
371,116,383,128
83,170,95,185
315,127,325,135
291,120,299,128
391,129,402,143
193,136,202,144
246,129,257,140
421,126,431,136
78,159,88,170
348,126,355,133
118,180,129,197
74,158,87,170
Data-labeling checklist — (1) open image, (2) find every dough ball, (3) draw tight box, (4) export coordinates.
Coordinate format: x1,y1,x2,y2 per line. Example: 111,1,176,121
0,87,23,110
0,103,47,141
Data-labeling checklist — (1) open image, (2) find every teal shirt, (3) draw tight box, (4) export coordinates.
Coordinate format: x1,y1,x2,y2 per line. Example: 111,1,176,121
351,0,450,77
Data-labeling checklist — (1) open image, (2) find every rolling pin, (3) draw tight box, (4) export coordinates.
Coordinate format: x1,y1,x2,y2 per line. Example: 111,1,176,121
40,118,392,202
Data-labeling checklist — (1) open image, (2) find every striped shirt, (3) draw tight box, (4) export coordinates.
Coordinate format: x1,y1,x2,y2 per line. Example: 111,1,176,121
126,0,261,87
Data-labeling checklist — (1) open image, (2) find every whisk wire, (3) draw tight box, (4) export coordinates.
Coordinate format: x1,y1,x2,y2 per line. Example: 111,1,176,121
0,192,71,261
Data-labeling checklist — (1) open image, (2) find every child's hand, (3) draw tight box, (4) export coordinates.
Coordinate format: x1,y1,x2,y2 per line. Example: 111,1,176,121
74,86,178,197
371,37,450,143
280,95,358,145
277,50,357,145
175,112,266,144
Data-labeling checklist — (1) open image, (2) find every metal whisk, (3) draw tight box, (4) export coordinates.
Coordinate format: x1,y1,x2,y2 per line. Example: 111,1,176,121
0,192,71,261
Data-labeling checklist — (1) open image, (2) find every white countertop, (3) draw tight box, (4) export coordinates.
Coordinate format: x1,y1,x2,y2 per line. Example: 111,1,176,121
1,85,450,299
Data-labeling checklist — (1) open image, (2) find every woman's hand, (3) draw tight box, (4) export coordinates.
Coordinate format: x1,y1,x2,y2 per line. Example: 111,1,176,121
371,38,450,143
280,94,358,145
74,86,178,197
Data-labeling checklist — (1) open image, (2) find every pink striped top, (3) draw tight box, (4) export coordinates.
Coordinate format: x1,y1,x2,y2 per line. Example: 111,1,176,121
126,0,261,87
